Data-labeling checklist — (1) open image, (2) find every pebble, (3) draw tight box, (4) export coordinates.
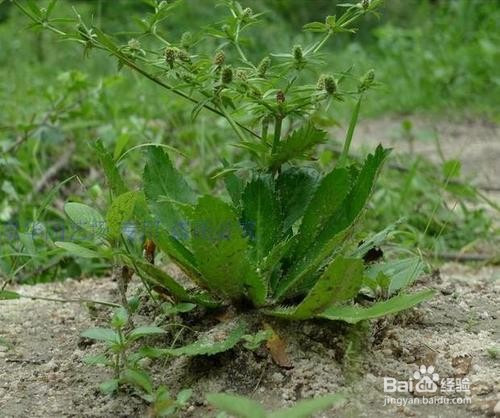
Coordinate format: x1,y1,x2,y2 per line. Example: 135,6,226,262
271,372,284,383
493,401,500,417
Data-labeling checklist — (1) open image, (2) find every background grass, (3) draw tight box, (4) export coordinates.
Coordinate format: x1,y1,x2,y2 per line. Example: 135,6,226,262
0,0,498,283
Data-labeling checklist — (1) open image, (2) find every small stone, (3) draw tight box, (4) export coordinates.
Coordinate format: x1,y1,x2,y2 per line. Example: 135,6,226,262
493,401,500,417
42,358,58,372
471,380,492,396
271,372,284,383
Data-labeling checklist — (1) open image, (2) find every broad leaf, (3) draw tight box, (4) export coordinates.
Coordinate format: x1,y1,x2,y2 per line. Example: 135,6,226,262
81,328,119,344
366,257,424,296
190,196,266,305
276,146,390,300
128,326,166,341
121,368,153,395
276,167,319,232
270,122,327,169
144,147,196,242
242,175,282,262
292,257,363,319
64,202,106,238
293,167,351,257
317,290,435,323
106,191,140,239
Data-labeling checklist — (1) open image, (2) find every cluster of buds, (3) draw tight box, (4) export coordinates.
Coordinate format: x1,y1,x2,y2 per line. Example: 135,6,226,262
214,50,225,67
317,74,337,94
257,56,271,78
235,69,248,82
242,7,253,21
361,0,370,10
221,65,233,84
276,90,285,104
293,45,303,63
358,69,375,92
164,47,191,68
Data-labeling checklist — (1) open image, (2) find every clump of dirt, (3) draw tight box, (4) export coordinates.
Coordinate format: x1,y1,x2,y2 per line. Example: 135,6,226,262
1,263,498,417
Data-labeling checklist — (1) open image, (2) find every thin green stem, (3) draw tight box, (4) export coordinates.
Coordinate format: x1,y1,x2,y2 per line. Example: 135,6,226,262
272,115,283,154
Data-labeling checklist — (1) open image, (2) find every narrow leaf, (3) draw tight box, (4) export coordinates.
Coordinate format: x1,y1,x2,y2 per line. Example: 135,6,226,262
0,290,21,300
270,394,344,418
81,328,119,343
206,393,266,418
54,241,100,258
317,290,435,324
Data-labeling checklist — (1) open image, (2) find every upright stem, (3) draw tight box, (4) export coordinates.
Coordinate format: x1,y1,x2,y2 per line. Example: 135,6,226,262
272,115,283,154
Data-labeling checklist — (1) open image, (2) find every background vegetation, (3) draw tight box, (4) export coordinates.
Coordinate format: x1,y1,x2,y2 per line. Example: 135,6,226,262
0,0,498,285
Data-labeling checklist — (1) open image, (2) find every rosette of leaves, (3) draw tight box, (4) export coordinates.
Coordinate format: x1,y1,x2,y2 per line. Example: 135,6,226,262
92,123,433,324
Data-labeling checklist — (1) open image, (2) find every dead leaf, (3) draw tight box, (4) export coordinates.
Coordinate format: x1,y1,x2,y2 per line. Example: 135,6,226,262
452,354,472,376
265,328,292,369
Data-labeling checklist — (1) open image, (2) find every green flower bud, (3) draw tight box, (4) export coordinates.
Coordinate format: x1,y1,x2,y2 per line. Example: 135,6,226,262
221,65,233,84
324,76,337,94
177,49,191,63
276,90,285,104
358,69,375,92
128,38,141,51
242,7,253,19
236,69,247,82
214,50,225,66
316,74,326,91
164,47,177,68
257,56,271,77
293,45,303,62
362,0,370,10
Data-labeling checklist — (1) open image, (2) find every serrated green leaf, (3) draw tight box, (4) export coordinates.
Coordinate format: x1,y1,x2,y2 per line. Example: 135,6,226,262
292,257,363,319
64,202,106,237
270,394,344,418
128,326,166,341
0,290,21,300
206,393,266,418
159,322,247,357
121,368,153,394
276,146,390,301
242,175,282,262
81,328,119,343
144,147,196,243
191,196,266,305
270,122,327,169
317,290,435,323
93,140,127,196
276,167,319,232
106,191,140,239
135,260,220,308
366,257,424,296
293,167,351,258
54,241,101,259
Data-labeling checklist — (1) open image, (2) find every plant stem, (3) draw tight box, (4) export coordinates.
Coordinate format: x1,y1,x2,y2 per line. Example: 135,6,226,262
14,293,120,308
339,95,362,166
272,115,283,154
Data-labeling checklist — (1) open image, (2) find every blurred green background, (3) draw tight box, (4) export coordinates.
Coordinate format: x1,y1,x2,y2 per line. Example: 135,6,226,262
0,0,498,283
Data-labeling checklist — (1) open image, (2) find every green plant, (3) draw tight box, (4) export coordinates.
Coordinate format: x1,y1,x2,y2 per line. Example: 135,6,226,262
15,0,433,325
206,392,344,418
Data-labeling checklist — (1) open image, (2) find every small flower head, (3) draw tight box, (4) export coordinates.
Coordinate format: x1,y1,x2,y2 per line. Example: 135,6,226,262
177,49,191,63
236,69,248,82
242,7,253,19
293,45,303,62
358,69,375,92
127,38,141,51
361,0,370,10
214,50,225,66
276,90,285,104
324,76,337,94
221,65,233,84
164,47,177,68
257,56,271,77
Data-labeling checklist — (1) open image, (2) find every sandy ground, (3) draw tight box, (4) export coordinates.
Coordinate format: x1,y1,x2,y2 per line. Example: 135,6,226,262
0,264,498,417
1,117,499,417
